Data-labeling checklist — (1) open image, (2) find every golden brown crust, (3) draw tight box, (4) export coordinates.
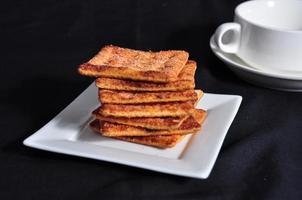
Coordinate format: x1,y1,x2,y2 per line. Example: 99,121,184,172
92,110,189,130
191,109,207,124
195,90,203,106
90,109,206,137
96,78,195,91
94,61,196,91
89,119,184,148
96,100,195,118
98,89,198,104
78,45,189,82
177,60,197,81
115,135,185,148
100,114,203,136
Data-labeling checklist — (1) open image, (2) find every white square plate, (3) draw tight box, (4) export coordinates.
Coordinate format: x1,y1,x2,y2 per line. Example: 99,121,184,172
23,83,242,179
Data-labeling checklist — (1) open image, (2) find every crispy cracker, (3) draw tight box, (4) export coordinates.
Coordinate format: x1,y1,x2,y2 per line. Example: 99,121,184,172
97,100,195,118
95,61,196,91
91,109,206,137
92,110,189,130
79,45,189,82
99,89,200,104
115,135,185,148
94,90,203,129
90,120,184,148
96,78,195,92
176,60,197,81
195,90,203,106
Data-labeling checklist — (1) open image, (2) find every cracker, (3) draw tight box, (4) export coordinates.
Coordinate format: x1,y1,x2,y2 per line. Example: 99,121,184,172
91,109,206,137
79,45,189,82
95,60,196,91
97,100,196,118
99,89,201,104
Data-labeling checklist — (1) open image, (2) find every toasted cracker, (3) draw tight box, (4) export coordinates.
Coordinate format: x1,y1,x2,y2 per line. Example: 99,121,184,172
90,120,184,148
93,89,203,129
78,45,189,82
176,60,197,81
195,90,203,106
97,100,195,118
91,109,206,137
96,78,195,92
115,135,185,148
92,110,189,130
99,89,200,104
95,61,196,91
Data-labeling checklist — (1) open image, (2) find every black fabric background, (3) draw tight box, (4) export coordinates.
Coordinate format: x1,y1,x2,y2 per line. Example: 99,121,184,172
0,0,301,199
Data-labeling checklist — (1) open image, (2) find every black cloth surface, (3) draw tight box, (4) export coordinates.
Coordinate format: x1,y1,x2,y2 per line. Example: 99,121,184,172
0,0,301,199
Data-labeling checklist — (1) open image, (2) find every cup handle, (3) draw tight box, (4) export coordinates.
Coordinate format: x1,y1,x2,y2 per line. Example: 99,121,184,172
214,22,241,54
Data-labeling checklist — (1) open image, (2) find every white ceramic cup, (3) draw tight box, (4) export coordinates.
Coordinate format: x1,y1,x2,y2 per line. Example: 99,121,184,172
214,0,302,72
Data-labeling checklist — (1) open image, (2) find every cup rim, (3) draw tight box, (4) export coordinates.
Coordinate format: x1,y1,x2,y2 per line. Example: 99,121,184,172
235,0,302,34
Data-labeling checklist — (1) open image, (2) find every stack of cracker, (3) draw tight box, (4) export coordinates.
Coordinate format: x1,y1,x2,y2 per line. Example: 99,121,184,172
78,45,206,148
